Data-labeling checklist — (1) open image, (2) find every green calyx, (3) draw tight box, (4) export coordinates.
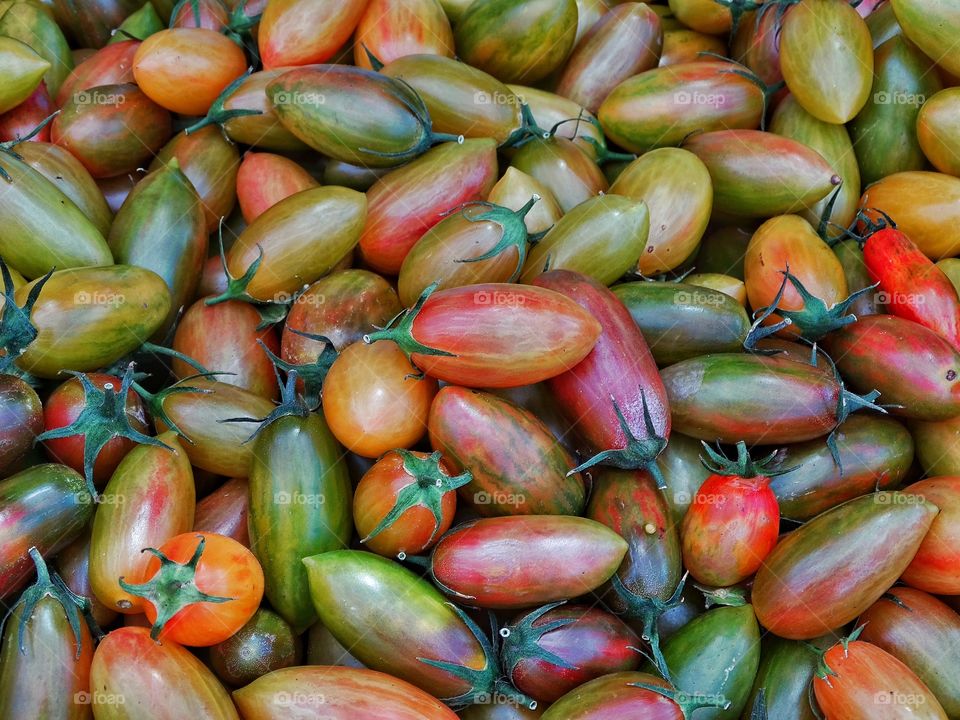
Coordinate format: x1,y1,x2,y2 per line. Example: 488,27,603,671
699,440,798,479
693,583,749,608
0,257,50,372
417,605,537,711
712,0,764,36
363,281,456,361
224,0,262,48
222,368,310,444
257,333,337,411
743,266,877,349
184,67,261,135
580,135,636,165
455,195,539,282
168,0,201,27
749,689,769,720
130,371,220,444
499,601,579,683
0,112,60,181
501,103,551,150
611,571,688,684
361,449,472,547
36,364,172,496
0,547,101,660
811,624,866,683
568,389,668,488
118,535,231,642
629,678,730,719
361,43,385,71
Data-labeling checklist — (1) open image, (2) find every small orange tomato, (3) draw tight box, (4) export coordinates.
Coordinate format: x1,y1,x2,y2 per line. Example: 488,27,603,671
133,28,247,116
322,340,437,458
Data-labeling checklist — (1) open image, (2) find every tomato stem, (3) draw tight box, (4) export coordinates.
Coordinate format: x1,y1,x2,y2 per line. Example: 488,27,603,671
363,281,457,361
699,440,798,479
500,601,579,685
455,196,539,282
0,257,50,373
131,372,219,445
220,368,310,443
629,678,731,718
257,333,337,410
184,67,262,136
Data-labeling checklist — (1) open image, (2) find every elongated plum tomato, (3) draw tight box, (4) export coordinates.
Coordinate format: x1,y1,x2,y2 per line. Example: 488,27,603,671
133,28,247,116
121,532,264,647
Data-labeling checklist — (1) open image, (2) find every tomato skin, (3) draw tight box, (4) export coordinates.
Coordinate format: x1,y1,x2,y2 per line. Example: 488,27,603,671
354,0,454,70
744,635,829,720
656,433,712,526
488,168,562,236
430,516,628,609
404,282,602,388
359,138,499,275
237,152,318,224
258,0,366,69
91,627,240,720
170,0,228,29
0,373,42,475
42,373,149,484
504,605,640,703
55,529,118,628
322,340,437,458
51,83,171,179
753,492,939,639
233,666,459,720
0,464,93,598
823,315,960,421
891,0,960,77
89,432,195,614
303,550,488,699
681,473,779,586
863,227,960,351
248,413,352,632
219,68,311,152
918,88,960,176
0,80,52,143
305,622,364,668
769,414,914,521
587,469,681,606
56,40,138,106
814,640,948,719
172,299,280,401
0,35,50,115
0,2,72,99
509,136,608,213
194,478,249,548
533,271,670,461
133,28,247,116
541,672,683,720
428,387,586,517
898,476,960,594
510,84,606,150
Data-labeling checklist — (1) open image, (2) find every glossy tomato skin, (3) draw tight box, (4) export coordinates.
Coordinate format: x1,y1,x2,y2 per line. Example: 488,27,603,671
401,282,602,388
56,40,138,106
42,373,149,485
534,270,670,464
172,299,281,401
89,433,195,614
503,605,641,703
0,35,48,115
258,0,366,68
541,672,683,720
91,626,240,719
0,464,93,599
587,469,681,609
768,414,914,521
891,0,960,77
302,550,488,700
233,666,458,720
0,373,42,475
354,0,454,70
353,450,458,557
428,387,586,517
744,635,831,720
899,476,960,594
359,138,498,275
918,88,960,176
322,340,437,459
56,528,118,628
209,608,301,687
219,68,311,152
814,640,947,719
863,227,960,351
51,83,171,179
194,477,249,548
823,315,960,421
509,136,608,213
236,151,318,224
752,492,939,639
430,516,628,609
248,413,352,632
0,80,52,143
133,28,247,116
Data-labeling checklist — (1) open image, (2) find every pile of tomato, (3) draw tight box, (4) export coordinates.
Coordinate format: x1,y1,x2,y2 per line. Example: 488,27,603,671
2,0,960,717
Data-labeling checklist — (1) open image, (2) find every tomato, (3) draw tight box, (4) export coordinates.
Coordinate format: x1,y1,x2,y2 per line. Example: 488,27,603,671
90,626,239,719
209,609,301,687
891,0,960,77
305,622,363,669
51,83,171,179
541,672,700,720
0,464,93,598
913,415,960,476
454,0,578,84
487,168,562,235
508,84,606,150
556,3,662,114
233,666,459,720
509,135,608,213
194,477,249,547
0,81,52,143
237,151,318,224
89,432,195,614
258,0,367,68
133,28,247,116
172,299,280,400
745,635,831,720
898,476,960,594
656,433,712,525
502,604,640,703
753,492,938,639
680,443,780,587
430,516,627,609
41,372,149,484
918,88,960,176
56,40,138,106
322,340,437,458
0,373,42,475
813,640,947,719
428,386,586,517
354,449,466,557
0,35,49,114
365,282,601,388
661,28,727,67
0,1,72,99
354,0,454,70
359,138,498,275
170,0,228,29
